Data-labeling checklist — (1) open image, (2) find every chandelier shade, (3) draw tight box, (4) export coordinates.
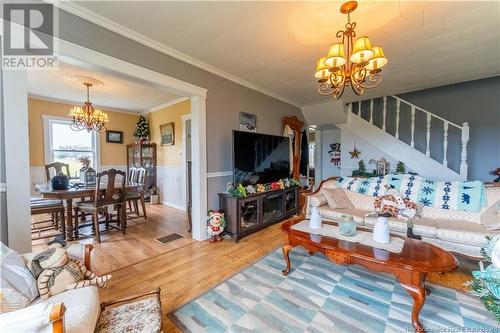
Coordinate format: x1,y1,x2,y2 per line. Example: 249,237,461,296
350,36,374,64
314,57,330,79
315,1,388,99
325,43,346,68
365,46,388,71
68,82,109,133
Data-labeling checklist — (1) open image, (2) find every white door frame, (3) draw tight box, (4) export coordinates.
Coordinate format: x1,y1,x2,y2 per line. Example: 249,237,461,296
5,38,209,244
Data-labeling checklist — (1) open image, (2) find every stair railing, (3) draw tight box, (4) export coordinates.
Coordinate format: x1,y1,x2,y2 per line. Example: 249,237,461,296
348,96,469,179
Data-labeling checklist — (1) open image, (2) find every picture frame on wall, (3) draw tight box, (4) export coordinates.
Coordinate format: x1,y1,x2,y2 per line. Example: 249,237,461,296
239,112,257,132
160,122,175,146
105,130,123,144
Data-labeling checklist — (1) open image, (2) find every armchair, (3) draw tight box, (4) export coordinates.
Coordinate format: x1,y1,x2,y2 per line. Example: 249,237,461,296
0,244,99,333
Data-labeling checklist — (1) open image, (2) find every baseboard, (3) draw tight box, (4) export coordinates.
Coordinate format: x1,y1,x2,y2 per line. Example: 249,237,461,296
161,200,187,212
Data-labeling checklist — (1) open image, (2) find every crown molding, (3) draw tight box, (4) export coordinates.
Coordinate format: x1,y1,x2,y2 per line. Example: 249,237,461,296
28,94,142,115
143,97,190,115
49,1,302,108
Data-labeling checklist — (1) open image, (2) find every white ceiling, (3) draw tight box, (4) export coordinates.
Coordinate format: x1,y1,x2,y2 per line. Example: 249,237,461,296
28,62,184,113
68,1,500,106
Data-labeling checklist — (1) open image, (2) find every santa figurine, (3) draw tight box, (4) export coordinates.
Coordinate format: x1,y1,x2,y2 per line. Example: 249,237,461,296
207,210,226,242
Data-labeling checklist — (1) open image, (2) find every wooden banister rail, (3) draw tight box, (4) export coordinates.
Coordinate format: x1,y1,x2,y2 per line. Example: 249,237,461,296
349,96,469,179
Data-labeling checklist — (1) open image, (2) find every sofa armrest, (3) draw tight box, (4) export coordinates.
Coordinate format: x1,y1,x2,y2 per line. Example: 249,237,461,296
0,302,66,333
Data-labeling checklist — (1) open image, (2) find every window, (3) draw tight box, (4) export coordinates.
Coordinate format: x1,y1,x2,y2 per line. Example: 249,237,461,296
44,117,99,177
308,142,315,169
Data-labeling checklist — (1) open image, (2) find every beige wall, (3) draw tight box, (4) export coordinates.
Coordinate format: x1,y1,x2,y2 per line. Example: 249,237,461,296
147,99,191,167
28,98,139,166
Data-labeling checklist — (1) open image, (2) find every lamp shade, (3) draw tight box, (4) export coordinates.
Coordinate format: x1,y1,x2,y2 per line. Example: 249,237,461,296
325,43,346,68
314,57,330,80
350,36,375,64
365,46,388,71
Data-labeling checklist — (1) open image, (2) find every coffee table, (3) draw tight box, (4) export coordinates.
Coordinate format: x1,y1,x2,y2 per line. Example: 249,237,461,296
281,217,458,333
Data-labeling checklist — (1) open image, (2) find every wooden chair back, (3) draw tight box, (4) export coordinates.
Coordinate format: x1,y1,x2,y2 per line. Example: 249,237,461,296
45,162,70,181
94,169,126,205
128,167,138,183
136,168,146,185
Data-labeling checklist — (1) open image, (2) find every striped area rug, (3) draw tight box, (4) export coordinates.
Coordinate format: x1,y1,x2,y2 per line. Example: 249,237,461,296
170,248,499,333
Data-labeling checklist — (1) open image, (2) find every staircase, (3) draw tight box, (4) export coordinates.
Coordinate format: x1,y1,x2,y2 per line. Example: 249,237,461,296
340,96,469,180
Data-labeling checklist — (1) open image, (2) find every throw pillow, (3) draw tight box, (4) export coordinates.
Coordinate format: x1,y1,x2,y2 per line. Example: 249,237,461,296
321,188,353,209
0,243,39,313
481,200,500,230
309,193,327,207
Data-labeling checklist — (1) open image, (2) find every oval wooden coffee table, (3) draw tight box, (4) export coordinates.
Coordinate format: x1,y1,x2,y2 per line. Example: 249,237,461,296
281,217,458,333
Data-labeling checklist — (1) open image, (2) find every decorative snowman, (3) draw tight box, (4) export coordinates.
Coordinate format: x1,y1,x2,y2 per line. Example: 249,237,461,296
373,214,390,244
207,210,226,243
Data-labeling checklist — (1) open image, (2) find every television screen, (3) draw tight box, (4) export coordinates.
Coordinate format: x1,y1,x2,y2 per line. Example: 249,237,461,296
233,130,290,186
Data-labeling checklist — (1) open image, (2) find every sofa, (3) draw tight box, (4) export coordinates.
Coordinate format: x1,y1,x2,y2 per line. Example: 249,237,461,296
0,243,100,333
306,177,500,258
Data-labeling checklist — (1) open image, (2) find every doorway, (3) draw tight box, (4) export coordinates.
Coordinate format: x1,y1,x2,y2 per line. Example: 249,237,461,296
183,115,192,232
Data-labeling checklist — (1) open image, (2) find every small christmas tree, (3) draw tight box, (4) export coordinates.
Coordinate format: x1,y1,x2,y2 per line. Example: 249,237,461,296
358,160,366,174
133,115,150,143
396,161,405,174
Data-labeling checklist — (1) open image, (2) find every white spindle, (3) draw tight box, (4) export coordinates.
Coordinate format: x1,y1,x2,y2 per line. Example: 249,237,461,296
358,101,361,116
425,113,431,156
382,96,387,131
410,106,415,148
370,99,374,124
443,121,449,167
460,122,469,179
395,99,400,139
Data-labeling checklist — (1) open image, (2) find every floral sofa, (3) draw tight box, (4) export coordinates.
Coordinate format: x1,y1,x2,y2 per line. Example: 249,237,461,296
306,177,500,258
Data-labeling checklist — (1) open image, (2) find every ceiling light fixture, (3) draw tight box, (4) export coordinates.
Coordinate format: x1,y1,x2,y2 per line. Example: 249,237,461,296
68,79,109,132
315,1,388,99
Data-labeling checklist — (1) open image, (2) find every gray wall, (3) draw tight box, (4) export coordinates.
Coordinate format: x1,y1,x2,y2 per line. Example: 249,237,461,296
355,77,500,181
57,9,304,209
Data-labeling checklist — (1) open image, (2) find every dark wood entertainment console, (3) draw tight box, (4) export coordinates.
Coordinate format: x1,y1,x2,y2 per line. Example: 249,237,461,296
219,186,298,242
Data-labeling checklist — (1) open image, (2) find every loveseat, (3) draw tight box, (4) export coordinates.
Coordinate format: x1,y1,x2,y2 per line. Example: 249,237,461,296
0,243,100,333
306,177,500,258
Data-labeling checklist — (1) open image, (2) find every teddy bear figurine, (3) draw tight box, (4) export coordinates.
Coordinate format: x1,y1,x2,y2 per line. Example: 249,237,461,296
27,242,111,300
207,210,226,243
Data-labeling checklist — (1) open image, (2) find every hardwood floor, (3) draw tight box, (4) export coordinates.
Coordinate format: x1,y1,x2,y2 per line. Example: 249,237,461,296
32,205,194,275
97,220,474,332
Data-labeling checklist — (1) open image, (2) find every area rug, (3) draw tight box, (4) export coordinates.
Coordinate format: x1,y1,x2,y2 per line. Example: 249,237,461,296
170,248,499,333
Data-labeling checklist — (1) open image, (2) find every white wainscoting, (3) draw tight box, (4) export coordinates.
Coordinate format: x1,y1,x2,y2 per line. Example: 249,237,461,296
157,165,186,211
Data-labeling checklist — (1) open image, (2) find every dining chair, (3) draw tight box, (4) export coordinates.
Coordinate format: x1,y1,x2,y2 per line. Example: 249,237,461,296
30,198,66,241
45,162,71,181
73,169,127,243
126,167,147,220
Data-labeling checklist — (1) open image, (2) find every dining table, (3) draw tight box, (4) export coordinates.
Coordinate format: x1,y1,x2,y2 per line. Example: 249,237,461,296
34,181,143,240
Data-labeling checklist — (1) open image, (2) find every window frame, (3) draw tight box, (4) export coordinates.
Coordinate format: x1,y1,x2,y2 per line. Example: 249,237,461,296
42,115,101,173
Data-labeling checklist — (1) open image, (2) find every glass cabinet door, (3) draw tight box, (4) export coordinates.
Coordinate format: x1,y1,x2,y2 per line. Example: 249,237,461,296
262,193,284,223
285,189,297,213
239,198,259,230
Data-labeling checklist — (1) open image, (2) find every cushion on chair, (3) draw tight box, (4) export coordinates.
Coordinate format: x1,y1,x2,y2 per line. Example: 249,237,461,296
437,219,499,247
321,188,353,209
318,207,367,223
309,193,327,207
344,190,376,211
0,243,39,313
480,199,500,230
95,296,161,333
32,286,100,333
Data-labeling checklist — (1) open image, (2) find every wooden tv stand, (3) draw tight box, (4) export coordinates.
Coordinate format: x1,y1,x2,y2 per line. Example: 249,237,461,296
218,186,298,242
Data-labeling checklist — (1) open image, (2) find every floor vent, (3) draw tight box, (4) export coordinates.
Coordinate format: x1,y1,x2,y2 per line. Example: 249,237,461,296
156,233,183,244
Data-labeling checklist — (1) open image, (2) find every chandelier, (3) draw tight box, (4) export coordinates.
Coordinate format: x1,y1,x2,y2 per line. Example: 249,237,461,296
68,81,109,132
315,1,388,99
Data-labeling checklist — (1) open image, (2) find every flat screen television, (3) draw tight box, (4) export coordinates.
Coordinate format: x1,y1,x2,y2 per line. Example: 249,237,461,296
233,130,290,186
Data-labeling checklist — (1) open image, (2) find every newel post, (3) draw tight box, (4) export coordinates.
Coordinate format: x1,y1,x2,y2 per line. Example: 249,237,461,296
460,122,469,180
